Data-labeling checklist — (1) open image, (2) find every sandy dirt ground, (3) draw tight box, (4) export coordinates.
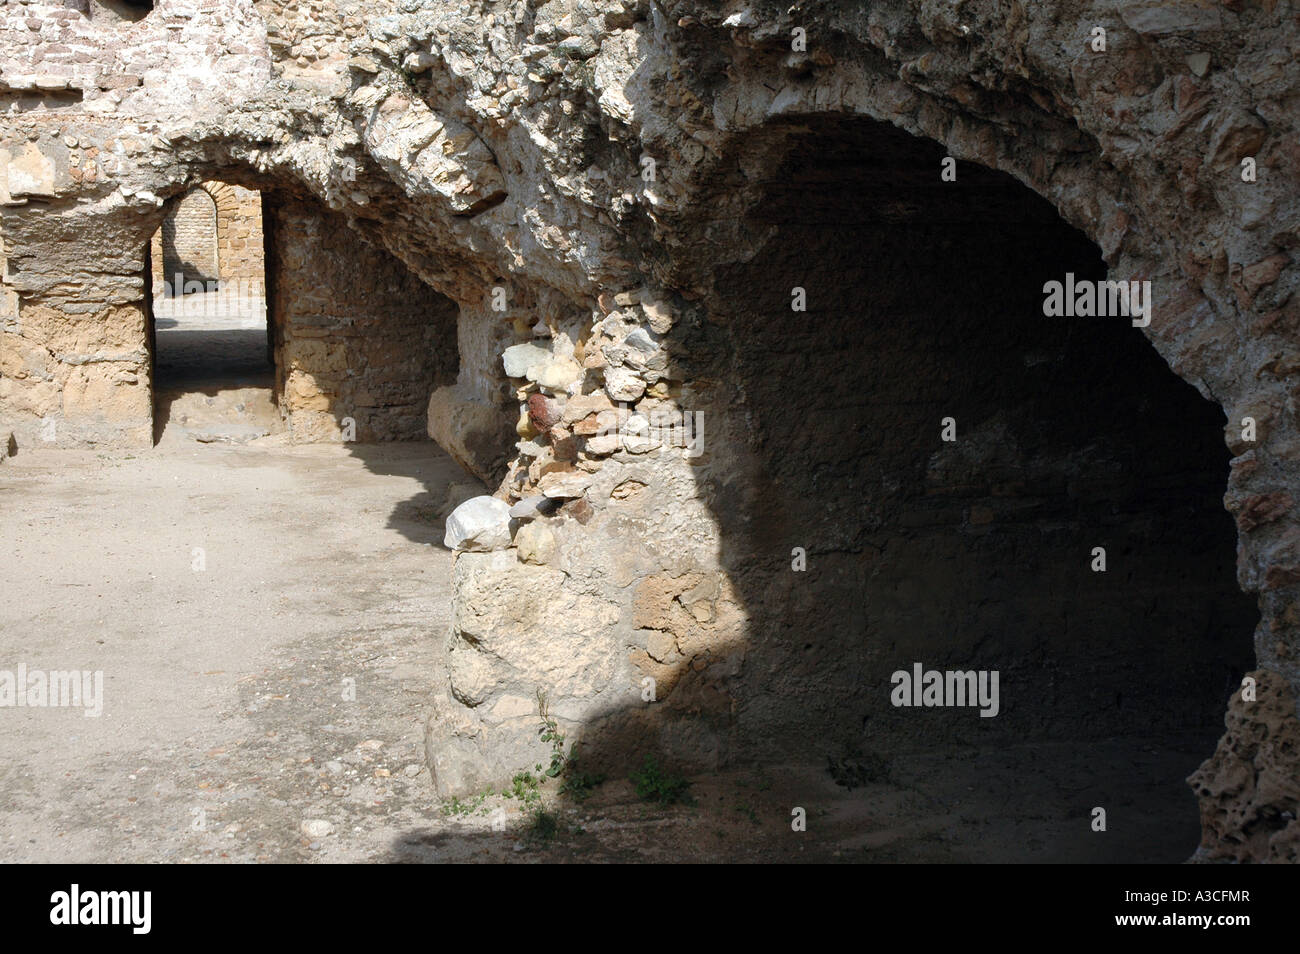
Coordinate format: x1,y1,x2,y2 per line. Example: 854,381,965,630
0,438,1211,863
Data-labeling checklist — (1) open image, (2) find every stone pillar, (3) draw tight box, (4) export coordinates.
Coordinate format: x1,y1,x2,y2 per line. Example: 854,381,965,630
0,292,153,448
426,298,517,482
424,285,749,796
0,161,154,449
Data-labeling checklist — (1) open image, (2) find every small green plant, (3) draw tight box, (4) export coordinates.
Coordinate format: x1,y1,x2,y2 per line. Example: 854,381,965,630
439,790,489,818
630,755,692,805
502,691,562,810
537,690,566,779
538,690,609,800
505,690,609,815
525,807,562,844
502,769,543,809
560,761,606,803
572,60,597,94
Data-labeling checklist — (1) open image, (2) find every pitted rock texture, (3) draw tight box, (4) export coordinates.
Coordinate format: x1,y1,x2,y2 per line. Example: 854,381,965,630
1190,669,1300,863
2,0,1299,855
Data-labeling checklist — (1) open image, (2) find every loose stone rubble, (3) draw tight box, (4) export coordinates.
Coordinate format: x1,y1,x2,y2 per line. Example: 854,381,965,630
2,0,1299,858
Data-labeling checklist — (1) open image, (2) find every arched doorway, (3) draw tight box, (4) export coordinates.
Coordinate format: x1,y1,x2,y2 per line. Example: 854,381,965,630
142,179,459,446
159,187,220,294
679,114,1258,861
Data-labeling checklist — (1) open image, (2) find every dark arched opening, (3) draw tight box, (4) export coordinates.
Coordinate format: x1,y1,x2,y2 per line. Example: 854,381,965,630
684,115,1257,861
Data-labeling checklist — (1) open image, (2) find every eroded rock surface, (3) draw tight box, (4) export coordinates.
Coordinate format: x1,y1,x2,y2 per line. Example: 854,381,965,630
1190,669,1300,863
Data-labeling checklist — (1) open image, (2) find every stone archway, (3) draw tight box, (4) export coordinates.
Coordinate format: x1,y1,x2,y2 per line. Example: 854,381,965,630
142,176,462,445
429,110,1269,861
670,112,1258,859
86,0,154,25
158,186,219,292
2,0,1297,862
150,181,266,298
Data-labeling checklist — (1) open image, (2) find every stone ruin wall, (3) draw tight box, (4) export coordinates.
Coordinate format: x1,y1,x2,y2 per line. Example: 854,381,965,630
0,0,273,448
1,0,1299,860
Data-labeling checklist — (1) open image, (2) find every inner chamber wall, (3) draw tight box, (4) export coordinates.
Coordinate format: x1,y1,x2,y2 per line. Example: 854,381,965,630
687,117,1257,759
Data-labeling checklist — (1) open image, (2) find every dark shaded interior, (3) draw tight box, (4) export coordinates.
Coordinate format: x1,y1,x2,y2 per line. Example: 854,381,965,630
682,115,1257,859
91,0,155,24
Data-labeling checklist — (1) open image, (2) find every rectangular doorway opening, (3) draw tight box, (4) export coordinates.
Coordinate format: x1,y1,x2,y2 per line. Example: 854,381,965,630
147,182,282,445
